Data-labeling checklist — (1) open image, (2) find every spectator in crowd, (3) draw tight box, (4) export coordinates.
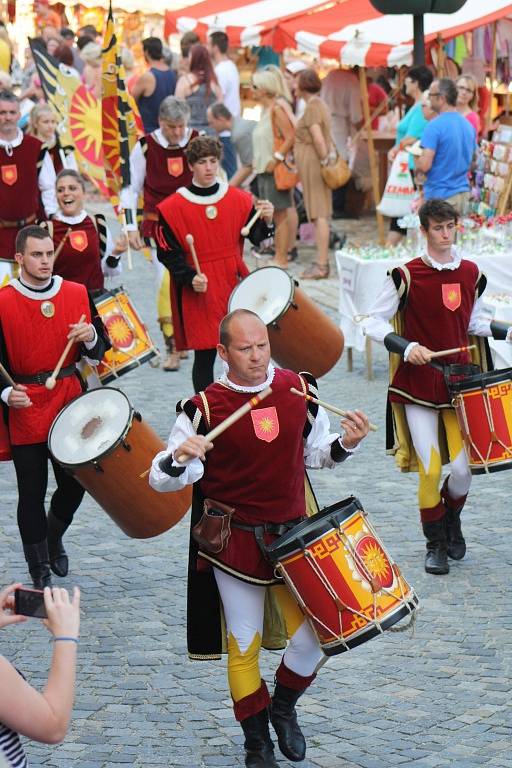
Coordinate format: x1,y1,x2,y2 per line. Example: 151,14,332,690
175,44,222,135
0,583,80,766
80,41,102,99
251,69,295,268
0,71,11,91
35,0,61,32
179,31,200,76
456,74,481,136
208,31,240,117
416,78,476,214
295,69,334,280
76,24,101,44
121,48,138,94
59,28,84,74
284,59,307,118
132,37,177,134
207,102,256,187
386,64,433,245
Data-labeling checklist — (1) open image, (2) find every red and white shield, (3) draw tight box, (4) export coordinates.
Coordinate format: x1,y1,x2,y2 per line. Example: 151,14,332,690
69,230,88,252
167,157,184,177
251,407,279,443
1,164,17,186
442,283,461,311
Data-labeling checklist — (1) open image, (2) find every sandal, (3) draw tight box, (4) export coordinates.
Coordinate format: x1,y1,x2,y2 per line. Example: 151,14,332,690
287,247,299,262
299,262,330,280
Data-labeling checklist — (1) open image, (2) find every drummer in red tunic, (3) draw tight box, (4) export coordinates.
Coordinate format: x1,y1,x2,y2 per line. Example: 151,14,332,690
156,135,274,392
0,91,57,258
150,309,370,768
0,225,110,589
44,169,126,294
363,199,512,576
120,96,199,371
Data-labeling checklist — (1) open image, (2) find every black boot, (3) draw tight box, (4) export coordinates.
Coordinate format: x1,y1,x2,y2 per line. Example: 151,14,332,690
270,682,306,762
23,540,52,589
422,519,449,575
240,708,279,768
46,509,69,577
441,479,466,560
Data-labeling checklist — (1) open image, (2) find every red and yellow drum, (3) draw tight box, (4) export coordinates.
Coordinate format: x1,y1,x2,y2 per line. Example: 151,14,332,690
450,367,512,474
267,497,418,656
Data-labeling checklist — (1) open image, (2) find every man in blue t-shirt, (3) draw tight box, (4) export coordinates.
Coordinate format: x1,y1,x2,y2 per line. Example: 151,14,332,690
416,78,476,213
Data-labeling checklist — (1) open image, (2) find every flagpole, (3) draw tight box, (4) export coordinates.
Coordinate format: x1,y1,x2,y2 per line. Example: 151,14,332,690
121,210,133,270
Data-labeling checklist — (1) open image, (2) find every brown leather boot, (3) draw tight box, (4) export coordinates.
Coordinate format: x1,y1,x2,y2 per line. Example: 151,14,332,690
162,336,180,372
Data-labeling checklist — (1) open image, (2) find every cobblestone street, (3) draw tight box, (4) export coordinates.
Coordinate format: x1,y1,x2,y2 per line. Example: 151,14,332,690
0,215,510,768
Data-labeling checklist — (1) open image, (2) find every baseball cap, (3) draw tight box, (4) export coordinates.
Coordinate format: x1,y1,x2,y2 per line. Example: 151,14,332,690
285,60,308,75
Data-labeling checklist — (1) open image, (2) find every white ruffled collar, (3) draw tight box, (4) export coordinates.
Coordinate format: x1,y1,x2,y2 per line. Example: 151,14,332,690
219,362,275,393
55,210,88,225
177,180,228,205
421,246,462,271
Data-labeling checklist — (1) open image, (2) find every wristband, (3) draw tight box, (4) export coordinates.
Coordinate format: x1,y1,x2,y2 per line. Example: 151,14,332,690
273,151,284,162
53,636,79,644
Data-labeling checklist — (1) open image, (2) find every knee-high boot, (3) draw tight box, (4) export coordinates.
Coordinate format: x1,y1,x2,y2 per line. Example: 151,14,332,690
441,477,466,560
47,508,69,577
422,512,449,575
270,681,307,761
240,708,279,768
23,540,52,589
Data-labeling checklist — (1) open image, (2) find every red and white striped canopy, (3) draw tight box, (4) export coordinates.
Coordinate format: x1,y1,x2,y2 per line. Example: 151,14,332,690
165,0,512,66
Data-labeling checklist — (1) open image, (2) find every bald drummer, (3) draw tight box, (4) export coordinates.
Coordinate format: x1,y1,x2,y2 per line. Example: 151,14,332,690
0,225,110,588
149,309,370,768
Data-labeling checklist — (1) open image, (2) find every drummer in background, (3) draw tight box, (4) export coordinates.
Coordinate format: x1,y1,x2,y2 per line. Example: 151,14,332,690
362,199,512,576
120,96,199,372
42,169,126,294
150,309,370,768
155,135,274,393
0,225,110,589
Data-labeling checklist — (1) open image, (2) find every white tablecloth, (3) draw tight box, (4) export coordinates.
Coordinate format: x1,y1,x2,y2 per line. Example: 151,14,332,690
336,249,512,352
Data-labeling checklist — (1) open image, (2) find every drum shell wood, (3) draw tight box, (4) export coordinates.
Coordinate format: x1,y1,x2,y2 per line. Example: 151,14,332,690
267,285,344,378
70,417,191,539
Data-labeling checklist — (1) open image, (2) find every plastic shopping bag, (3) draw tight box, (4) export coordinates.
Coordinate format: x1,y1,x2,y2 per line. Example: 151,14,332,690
377,150,415,217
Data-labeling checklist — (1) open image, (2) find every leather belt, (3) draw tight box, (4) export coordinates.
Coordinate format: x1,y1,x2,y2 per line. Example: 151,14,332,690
143,212,159,221
13,365,77,386
231,516,305,561
0,213,37,229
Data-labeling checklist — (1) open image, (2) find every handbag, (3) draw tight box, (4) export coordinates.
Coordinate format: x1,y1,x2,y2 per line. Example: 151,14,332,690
377,149,415,217
320,152,351,190
191,498,235,554
271,106,299,191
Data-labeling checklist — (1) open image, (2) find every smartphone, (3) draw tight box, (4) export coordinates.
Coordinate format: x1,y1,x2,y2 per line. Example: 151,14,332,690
14,587,47,619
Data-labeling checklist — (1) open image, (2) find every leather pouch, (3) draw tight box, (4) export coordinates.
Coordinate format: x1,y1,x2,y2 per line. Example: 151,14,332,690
192,498,235,554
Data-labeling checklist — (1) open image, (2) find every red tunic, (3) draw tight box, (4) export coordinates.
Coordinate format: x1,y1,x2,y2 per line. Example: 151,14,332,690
0,136,43,259
0,278,90,444
157,185,251,350
51,216,104,291
141,131,197,239
190,369,310,582
390,257,480,407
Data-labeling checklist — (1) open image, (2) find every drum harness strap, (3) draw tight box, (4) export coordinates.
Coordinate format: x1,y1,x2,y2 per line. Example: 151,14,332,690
14,365,77,386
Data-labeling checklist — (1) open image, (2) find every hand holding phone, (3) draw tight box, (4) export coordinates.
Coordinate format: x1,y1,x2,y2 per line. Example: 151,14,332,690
0,583,28,628
43,586,81,639
14,587,47,619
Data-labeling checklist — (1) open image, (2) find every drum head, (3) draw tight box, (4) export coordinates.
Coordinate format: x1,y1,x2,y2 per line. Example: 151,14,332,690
48,388,131,466
267,496,363,562
228,267,293,324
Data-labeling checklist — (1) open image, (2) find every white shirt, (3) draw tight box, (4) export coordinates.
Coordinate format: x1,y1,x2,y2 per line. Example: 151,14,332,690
149,364,357,493
215,59,241,117
0,129,57,216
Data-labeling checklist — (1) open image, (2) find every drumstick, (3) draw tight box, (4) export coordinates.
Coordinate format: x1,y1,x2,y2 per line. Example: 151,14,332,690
429,344,476,359
53,227,72,262
240,208,262,237
290,387,378,432
185,234,202,276
45,313,86,390
0,362,16,388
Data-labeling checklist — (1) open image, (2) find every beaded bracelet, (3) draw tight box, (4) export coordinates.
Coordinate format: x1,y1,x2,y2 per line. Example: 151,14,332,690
53,636,79,644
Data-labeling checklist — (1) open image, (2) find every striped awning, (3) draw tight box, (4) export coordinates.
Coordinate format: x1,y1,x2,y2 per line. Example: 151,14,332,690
165,0,512,65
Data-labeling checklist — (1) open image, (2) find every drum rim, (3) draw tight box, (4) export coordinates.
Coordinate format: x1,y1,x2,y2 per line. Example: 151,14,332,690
99,348,158,383
47,386,133,468
266,496,363,561
93,284,127,304
228,266,295,325
449,366,512,393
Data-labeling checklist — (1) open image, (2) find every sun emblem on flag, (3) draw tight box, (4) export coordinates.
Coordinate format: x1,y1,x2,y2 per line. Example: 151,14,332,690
105,314,134,349
354,535,393,590
251,407,279,442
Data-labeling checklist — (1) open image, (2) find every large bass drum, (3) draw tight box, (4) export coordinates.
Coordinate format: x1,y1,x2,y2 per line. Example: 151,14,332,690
228,267,344,377
48,388,191,538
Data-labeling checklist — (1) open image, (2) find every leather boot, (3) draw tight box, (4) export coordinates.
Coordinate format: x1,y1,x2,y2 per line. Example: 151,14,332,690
441,478,466,560
270,682,306,762
23,540,52,589
240,708,279,768
46,509,69,577
162,335,180,372
422,519,449,575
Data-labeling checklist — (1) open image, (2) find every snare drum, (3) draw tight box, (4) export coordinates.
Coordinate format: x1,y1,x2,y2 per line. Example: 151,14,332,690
228,267,344,378
450,367,512,474
0,258,18,288
267,497,418,656
48,388,191,538
94,287,159,383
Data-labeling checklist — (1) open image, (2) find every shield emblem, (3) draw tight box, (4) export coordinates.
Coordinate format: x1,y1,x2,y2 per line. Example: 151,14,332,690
442,283,461,311
251,407,279,443
69,230,88,252
167,157,184,177
1,164,17,185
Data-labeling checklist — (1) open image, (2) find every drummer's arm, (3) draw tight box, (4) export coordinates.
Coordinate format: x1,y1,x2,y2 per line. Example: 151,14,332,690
244,205,275,247
156,217,197,287
79,294,111,366
0,324,13,405
149,414,205,492
468,295,512,341
120,141,146,230
304,406,362,469
362,275,421,361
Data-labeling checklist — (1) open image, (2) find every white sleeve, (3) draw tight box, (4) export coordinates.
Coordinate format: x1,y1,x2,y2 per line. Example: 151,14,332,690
149,412,205,492
101,225,123,277
361,275,400,344
468,295,493,337
1,386,12,404
120,142,146,229
303,406,358,469
39,151,58,216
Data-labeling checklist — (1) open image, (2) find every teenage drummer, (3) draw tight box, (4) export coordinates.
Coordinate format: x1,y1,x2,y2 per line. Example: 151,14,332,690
150,309,370,768
363,199,512,576
0,225,110,588
155,135,274,392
